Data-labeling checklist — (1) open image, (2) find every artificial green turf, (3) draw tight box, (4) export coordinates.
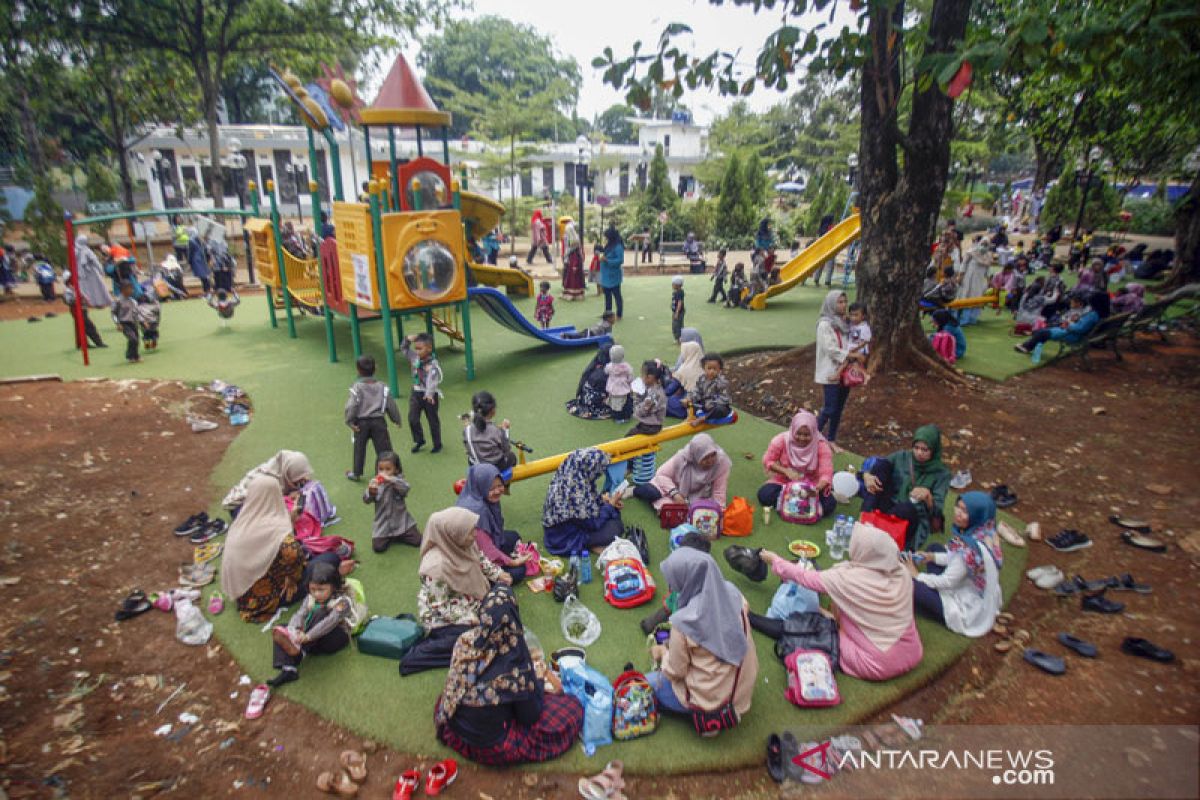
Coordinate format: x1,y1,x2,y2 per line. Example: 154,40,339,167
0,276,1026,773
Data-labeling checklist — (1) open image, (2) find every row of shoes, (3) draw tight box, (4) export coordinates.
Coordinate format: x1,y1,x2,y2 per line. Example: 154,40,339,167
766,715,923,784
174,511,227,544
1024,633,1174,675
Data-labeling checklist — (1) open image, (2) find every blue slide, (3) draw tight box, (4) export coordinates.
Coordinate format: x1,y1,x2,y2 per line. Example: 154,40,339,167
467,287,613,348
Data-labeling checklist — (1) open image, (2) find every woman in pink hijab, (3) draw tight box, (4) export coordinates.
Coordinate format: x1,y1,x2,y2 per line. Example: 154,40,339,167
761,523,923,681
757,410,835,521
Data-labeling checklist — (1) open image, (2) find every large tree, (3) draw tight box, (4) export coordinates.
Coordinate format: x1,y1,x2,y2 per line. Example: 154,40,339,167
419,16,581,141
82,0,453,208
595,104,639,144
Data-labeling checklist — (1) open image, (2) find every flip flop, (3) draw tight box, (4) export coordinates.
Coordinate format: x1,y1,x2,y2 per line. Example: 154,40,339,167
578,760,624,799
1023,648,1066,675
1110,573,1152,594
244,684,271,719
114,589,152,621
766,734,785,783
340,750,368,783
1121,530,1167,553
1108,515,1151,533
193,541,223,564
178,562,216,587
317,770,359,798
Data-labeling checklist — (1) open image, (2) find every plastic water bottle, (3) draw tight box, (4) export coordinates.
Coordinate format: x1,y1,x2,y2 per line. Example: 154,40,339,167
569,552,581,578
580,550,592,584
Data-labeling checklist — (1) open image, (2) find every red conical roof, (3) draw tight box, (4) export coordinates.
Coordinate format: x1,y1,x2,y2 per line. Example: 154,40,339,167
370,53,439,112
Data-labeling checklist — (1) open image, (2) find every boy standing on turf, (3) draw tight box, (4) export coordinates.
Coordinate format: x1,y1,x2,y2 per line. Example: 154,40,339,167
345,355,403,480
111,281,141,363
671,276,686,343
401,333,444,454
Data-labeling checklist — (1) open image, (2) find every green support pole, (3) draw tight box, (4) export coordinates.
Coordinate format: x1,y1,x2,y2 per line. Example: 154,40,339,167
424,309,434,337
265,285,278,328
250,189,260,217
460,167,469,192
349,303,362,359
363,127,372,194
416,128,423,158
388,127,400,211
442,128,450,165
370,191,400,398
395,313,405,348
310,127,338,364
461,296,474,380
268,187,297,338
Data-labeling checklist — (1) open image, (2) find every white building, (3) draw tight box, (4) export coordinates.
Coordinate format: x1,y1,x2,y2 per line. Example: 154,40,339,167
127,113,710,217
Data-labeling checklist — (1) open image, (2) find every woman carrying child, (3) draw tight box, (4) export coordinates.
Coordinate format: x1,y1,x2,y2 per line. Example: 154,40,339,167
631,433,731,511
435,585,583,766
221,476,350,622
456,464,533,582
814,290,853,445
463,391,517,471
267,561,359,687
364,451,419,553
541,448,623,556
758,411,836,523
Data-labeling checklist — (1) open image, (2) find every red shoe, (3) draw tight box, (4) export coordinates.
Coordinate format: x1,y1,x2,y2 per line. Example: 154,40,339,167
393,770,420,800
425,759,458,796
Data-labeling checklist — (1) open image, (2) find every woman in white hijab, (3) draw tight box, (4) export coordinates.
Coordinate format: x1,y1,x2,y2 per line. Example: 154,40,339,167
957,237,992,325
813,290,852,446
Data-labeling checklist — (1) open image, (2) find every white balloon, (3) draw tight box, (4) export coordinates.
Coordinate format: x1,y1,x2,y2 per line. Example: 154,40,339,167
832,471,859,503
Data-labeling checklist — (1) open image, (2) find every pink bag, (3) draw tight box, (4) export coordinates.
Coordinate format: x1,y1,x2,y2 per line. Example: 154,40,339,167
785,649,841,707
775,480,823,525
516,541,541,576
930,331,957,365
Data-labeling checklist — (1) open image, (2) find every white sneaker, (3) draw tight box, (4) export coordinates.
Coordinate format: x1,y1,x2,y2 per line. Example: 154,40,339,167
1025,521,1042,541
950,470,973,490
1034,567,1065,590
1025,564,1057,581
997,521,1026,547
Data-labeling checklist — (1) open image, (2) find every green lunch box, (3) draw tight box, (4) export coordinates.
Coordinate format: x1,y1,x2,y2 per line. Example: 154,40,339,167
356,613,424,659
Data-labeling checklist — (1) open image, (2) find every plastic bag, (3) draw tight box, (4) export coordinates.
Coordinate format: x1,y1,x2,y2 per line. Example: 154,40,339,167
766,582,821,621
560,596,601,646
174,598,213,646
561,662,614,756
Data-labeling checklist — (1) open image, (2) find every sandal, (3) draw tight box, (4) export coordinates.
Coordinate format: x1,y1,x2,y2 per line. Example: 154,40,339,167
393,770,421,800
1121,530,1167,553
1108,515,1151,533
340,751,368,783
317,770,359,798
578,760,624,800
114,589,152,621
244,684,271,719
1110,573,1152,593
194,541,223,564
207,592,225,615
178,562,216,587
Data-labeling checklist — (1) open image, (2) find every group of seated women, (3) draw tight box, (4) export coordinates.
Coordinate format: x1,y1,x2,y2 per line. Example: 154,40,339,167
214,409,1005,766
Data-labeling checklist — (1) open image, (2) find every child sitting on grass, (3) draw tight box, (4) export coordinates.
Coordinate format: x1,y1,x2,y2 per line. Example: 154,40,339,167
629,360,668,436
268,562,357,687
364,451,420,553
562,310,616,340
605,345,634,423
534,281,555,330
688,353,732,425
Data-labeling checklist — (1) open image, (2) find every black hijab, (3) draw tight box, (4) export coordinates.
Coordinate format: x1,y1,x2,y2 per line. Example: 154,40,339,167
576,343,612,396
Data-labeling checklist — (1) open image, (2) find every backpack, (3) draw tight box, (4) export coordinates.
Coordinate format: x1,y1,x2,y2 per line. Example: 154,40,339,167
776,479,822,525
658,502,689,529
344,577,369,634
611,664,658,741
603,557,656,609
784,649,841,708
689,499,724,540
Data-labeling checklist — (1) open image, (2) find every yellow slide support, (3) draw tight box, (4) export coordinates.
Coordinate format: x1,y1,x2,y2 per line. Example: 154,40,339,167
749,213,862,310
468,261,536,297
508,414,738,484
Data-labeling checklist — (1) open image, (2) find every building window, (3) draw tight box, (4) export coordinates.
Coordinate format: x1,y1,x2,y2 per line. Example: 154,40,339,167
619,163,629,198
520,170,533,197
663,135,671,157
564,161,576,194
542,166,554,192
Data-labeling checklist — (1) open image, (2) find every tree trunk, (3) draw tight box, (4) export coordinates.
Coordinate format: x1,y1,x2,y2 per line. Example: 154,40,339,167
856,0,972,375
1163,166,1200,288
509,132,517,255
198,61,225,210
16,84,45,175
1033,141,1057,194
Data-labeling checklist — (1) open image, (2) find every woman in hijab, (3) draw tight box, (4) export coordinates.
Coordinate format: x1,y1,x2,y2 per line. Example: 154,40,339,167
185,227,212,294
527,209,553,265
1111,282,1145,315
456,464,531,582
561,218,585,301
435,585,583,765
221,450,317,513
673,340,704,393
418,508,511,632
814,290,853,446
671,328,705,370
956,237,992,325
632,433,731,510
70,234,112,348
905,492,1002,637
761,523,923,680
566,344,614,420
541,448,623,556
757,410,836,522
862,425,952,550
220,475,309,621
754,218,775,252
600,225,625,317
647,548,758,728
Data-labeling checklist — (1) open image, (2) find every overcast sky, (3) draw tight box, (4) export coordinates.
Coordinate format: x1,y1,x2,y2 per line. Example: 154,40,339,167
387,0,858,125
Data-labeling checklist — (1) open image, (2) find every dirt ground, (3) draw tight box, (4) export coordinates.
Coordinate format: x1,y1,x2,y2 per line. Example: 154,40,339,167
0,332,1197,799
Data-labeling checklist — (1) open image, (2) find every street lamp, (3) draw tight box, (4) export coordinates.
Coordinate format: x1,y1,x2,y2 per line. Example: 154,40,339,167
150,149,174,208
1072,145,1103,242
846,152,859,187
225,137,254,285
575,134,592,244
285,162,305,223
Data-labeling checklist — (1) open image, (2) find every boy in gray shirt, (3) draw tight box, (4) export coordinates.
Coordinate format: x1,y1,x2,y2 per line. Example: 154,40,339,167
344,354,402,480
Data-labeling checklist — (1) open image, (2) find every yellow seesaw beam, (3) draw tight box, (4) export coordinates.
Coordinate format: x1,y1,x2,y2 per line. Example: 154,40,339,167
944,289,1005,310
508,413,739,483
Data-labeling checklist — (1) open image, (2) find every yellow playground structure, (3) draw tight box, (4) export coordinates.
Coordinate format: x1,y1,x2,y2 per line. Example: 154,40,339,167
749,213,861,310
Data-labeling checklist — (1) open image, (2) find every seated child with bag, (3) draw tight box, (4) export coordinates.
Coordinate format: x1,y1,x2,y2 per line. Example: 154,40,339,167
268,562,363,686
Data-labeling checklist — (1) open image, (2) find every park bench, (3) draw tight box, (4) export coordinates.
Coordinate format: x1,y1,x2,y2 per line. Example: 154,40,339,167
1124,283,1200,349
659,240,706,273
1049,312,1132,370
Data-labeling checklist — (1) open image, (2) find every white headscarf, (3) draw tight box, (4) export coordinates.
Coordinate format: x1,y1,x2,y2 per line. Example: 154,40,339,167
674,341,704,391
819,290,849,334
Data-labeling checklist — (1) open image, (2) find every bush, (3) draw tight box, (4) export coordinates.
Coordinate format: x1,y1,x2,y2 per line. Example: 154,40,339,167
23,175,66,267
1041,167,1121,232
84,157,120,240
1122,198,1175,236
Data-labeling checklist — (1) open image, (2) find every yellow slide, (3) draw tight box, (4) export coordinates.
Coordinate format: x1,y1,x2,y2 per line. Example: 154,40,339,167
459,189,535,296
467,261,535,297
749,213,862,310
